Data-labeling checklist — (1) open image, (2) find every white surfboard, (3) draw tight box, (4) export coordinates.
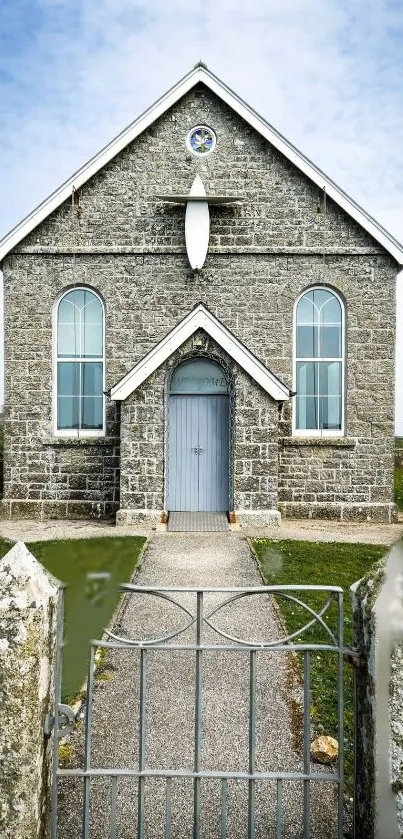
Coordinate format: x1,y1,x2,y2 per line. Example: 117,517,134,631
185,175,210,270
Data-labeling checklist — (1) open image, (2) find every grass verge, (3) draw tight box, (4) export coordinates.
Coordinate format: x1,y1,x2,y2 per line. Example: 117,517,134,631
394,466,403,511
251,538,387,792
0,536,146,702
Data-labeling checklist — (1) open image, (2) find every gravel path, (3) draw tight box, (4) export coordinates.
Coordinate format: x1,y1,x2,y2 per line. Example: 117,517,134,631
57,532,339,838
1,516,402,545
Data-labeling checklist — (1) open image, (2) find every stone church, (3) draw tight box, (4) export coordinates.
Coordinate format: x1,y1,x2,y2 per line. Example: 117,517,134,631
0,62,401,525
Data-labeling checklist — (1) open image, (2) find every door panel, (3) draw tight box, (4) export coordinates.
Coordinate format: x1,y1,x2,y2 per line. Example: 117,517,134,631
198,396,229,511
167,395,229,512
167,396,199,512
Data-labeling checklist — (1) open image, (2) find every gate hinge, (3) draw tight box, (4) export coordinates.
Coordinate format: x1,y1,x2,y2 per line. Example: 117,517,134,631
44,703,78,737
346,649,363,669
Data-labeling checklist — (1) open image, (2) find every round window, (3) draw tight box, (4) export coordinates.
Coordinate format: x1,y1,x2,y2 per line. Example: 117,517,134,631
186,125,216,156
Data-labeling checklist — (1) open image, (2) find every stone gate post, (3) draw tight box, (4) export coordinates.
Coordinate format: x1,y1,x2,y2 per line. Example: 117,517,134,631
0,542,60,839
351,541,403,839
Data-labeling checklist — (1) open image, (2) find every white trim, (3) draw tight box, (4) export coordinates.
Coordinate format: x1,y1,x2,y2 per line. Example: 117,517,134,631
53,286,106,437
110,303,290,402
292,286,345,437
1,64,403,264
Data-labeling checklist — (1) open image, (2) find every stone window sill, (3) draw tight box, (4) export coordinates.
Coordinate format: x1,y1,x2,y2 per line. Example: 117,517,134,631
281,437,356,448
41,436,120,448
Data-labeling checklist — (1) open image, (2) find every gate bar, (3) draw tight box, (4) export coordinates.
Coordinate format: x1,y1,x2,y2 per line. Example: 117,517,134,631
82,644,96,839
109,776,118,839
220,778,228,839
165,777,172,839
193,591,204,839
248,650,257,839
59,767,339,781
121,585,344,593
303,651,311,839
276,779,283,838
51,585,65,839
138,648,148,839
337,592,345,839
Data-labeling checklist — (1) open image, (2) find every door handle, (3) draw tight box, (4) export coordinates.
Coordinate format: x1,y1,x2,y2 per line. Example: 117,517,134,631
192,446,205,455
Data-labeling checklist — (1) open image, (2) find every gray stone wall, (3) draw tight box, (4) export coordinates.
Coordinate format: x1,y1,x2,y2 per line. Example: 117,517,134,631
1,84,397,520
0,542,59,839
117,330,278,524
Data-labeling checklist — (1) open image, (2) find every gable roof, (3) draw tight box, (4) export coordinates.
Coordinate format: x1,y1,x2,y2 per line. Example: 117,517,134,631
1,62,403,265
110,302,290,402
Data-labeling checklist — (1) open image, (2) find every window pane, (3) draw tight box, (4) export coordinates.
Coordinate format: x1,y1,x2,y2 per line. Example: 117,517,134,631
58,362,80,396
82,362,103,397
296,395,318,429
81,324,103,357
320,396,342,430
58,296,76,325
297,325,318,358
312,288,334,312
297,293,316,324
319,362,341,396
58,324,81,357
58,290,103,358
58,396,79,429
320,326,341,358
83,293,103,324
320,295,341,325
81,397,103,429
296,362,318,396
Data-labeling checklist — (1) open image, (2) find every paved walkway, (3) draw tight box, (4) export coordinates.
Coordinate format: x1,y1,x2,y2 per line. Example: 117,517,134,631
58,532,339,838
1,515,403,545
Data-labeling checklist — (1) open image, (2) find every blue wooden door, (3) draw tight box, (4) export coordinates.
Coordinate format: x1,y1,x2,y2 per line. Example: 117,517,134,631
167,395,229,512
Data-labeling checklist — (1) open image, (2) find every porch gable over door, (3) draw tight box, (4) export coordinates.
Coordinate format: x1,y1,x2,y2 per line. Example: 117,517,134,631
110,303,290,403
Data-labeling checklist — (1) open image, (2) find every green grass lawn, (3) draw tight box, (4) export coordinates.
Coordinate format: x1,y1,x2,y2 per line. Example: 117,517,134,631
251,539,386,791
0,536,146,702
395,466,403,511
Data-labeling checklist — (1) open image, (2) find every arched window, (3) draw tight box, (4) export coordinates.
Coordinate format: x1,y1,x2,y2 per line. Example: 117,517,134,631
294,287,344,435
56,288,104,434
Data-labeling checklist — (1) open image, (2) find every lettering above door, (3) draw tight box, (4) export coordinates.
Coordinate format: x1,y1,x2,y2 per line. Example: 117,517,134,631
170,358,229,394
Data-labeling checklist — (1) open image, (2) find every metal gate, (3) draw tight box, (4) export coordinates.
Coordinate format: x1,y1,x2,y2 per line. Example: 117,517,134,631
167,395,229,512
48,583,350,839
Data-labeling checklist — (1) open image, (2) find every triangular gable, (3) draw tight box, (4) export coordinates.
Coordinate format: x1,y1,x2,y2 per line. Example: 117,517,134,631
110,303,290,402
1,62,403,265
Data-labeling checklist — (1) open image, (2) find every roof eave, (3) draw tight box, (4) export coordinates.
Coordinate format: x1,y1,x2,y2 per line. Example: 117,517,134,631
1,63,403,265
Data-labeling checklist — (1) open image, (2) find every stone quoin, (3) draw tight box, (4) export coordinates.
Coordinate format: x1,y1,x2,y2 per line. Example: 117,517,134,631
0,63,401,524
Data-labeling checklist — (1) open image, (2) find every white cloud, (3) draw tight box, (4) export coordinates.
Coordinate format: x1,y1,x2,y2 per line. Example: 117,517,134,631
0,0,402,424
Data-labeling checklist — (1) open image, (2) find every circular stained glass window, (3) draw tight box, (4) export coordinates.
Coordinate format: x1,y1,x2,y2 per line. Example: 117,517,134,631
186,125,216,155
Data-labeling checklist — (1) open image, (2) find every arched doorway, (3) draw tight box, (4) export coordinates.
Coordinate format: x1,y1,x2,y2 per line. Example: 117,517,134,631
167,358,230,512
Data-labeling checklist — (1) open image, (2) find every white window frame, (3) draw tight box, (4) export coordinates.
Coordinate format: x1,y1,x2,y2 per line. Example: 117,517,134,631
292,286,345,438
53,287,105,438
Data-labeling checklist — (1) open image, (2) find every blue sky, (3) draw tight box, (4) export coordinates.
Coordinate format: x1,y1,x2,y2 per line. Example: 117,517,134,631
1,0,403,429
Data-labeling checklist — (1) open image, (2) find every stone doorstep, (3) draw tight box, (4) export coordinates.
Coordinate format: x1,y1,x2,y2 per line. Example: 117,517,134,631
117,508,282,528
